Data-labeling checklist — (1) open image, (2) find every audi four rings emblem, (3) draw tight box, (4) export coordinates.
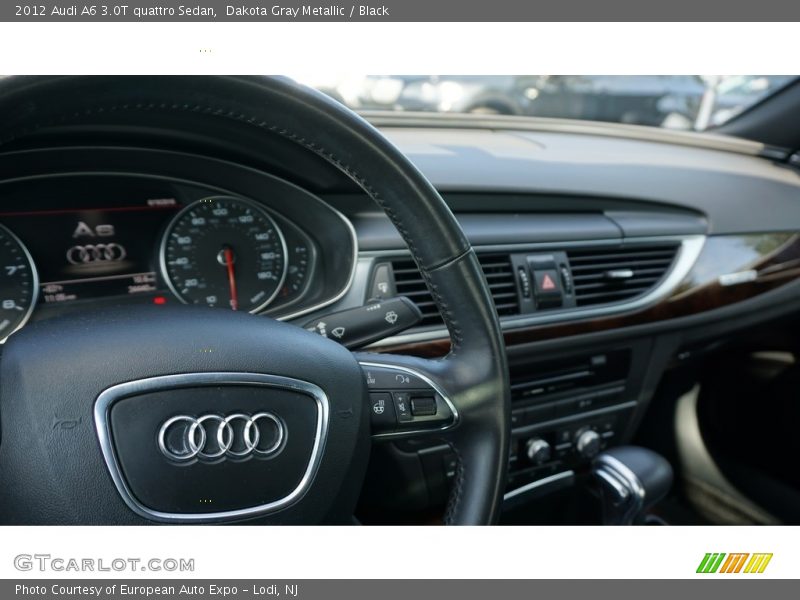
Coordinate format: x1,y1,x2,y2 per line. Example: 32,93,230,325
66,243,127,265
158,413,286,461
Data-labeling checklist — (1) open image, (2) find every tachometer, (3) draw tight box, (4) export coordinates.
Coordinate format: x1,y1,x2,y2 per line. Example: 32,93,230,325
0,223,38,341
160,197,287,312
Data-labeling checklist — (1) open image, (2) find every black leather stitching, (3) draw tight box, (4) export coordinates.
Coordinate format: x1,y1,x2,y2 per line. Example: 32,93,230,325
443,441,465,525
265,125,464,356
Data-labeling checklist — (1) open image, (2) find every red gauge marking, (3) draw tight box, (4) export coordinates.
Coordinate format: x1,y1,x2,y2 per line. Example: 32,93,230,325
223,247,239,311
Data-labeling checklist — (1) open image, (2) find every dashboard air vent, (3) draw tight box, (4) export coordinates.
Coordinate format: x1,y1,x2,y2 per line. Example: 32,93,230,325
566,244,680,307
391,253,519,327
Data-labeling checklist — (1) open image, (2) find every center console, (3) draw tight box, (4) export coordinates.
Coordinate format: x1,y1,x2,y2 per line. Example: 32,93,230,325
504,347,641,500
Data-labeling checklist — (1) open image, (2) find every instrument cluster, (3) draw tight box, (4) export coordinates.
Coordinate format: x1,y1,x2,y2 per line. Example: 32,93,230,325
0,171,338,343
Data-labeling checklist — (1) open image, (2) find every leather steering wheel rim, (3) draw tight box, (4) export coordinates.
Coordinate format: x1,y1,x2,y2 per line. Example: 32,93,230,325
0,75,511,525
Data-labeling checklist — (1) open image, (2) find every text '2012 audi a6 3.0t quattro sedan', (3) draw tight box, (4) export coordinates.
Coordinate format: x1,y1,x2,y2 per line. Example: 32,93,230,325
0,75,799,525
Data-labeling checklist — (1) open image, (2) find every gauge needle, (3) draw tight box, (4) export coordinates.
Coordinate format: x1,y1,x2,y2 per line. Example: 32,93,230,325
223,246,239,311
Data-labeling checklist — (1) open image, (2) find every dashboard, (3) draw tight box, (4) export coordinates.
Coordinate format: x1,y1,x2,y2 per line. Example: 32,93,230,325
2,117,800,520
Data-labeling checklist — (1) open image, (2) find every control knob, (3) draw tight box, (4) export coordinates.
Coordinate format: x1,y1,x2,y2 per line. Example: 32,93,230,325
525,437,552,465
575,429,601,459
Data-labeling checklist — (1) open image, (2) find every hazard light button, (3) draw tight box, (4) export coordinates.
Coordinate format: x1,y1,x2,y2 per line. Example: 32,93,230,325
533,269,563,308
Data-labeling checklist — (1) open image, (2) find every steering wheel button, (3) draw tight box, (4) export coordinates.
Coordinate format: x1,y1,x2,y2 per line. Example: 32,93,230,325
363,365,427,390
369,392,397,432
410,396,437,417
392,392,413,422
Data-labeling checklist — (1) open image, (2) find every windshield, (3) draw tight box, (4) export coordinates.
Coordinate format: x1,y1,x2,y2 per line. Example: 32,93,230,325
299,75,795,131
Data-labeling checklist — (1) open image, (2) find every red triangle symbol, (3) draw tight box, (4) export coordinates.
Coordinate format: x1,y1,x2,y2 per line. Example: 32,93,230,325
542,274,556,291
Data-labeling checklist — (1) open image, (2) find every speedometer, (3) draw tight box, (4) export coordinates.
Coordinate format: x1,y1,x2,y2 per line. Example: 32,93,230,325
160,197,287,313
0,223,38,341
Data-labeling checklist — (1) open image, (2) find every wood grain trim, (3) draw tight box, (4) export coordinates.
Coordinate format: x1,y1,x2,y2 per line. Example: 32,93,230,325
376,233,800,358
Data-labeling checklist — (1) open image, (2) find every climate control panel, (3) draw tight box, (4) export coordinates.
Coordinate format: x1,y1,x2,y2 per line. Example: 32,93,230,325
508,411,630,489
504,347,641,493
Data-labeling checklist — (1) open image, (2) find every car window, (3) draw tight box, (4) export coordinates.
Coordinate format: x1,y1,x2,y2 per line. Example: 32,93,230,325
296,74,796,131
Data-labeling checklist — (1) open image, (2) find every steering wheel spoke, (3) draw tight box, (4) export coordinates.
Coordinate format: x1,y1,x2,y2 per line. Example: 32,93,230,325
356,348,510,524
355,250,511,523
356,354,461,441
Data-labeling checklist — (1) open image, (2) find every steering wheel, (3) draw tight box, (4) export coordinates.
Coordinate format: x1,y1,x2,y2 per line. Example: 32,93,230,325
0,76,510,525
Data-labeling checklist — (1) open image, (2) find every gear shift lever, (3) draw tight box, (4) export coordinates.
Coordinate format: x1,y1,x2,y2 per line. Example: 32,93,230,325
591,446,673,525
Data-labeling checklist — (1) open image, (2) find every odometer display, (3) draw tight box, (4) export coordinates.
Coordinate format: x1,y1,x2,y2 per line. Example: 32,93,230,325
161,197,287,312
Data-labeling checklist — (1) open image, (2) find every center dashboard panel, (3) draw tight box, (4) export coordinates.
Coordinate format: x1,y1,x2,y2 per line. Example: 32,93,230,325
0,148,358,341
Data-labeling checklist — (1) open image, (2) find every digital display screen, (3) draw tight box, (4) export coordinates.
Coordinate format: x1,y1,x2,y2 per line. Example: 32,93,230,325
0,197,182,304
